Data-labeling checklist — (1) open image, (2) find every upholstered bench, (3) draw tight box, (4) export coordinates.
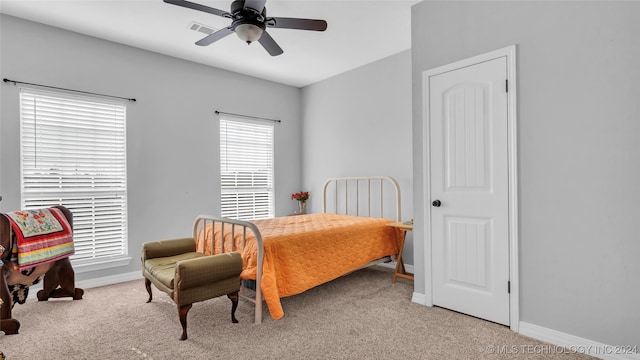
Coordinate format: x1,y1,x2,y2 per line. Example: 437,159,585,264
141,237,242,340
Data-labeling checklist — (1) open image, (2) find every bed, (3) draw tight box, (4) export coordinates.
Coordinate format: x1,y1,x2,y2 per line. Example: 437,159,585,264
193,176,403,324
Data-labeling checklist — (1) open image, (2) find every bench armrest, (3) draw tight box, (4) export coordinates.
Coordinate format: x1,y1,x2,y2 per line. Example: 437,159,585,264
141,238,196,262
175,252,242,289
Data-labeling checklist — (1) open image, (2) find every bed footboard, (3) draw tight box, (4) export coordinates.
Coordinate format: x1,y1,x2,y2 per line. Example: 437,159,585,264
192,216,265,324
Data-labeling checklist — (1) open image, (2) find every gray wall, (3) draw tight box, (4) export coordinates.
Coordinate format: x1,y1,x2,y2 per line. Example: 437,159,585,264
301,50,414,263
412,1,639,347
0,14,302,281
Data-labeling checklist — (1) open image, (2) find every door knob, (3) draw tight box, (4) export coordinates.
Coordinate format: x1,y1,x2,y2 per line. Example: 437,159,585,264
432,200,441,207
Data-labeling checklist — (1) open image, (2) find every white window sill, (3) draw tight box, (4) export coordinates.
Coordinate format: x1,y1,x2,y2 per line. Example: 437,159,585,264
71,256,132,274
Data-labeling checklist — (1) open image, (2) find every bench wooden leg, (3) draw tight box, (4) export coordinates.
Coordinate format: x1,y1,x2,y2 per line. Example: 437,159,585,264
144,278,153,303
227,291,239,324
178,303,192,341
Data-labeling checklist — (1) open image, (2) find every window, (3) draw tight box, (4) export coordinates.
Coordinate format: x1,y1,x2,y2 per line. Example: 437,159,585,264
220,116,274,220
20,89,128,267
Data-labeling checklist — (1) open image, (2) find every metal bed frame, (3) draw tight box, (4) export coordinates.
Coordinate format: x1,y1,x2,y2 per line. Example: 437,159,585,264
192,176,401,324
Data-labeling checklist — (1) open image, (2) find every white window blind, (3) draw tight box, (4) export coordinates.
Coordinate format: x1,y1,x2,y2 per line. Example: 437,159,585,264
20,88,128,263
220,116,274,220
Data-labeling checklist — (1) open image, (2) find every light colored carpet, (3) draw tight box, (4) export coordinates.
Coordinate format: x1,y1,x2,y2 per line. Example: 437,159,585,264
1,266,594,360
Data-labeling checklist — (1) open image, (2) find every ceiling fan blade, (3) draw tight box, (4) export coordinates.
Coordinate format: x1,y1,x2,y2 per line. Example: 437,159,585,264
196,27,234,46
163,0,230,18
268,17,327,31
258,31,283,56
243,0,266,13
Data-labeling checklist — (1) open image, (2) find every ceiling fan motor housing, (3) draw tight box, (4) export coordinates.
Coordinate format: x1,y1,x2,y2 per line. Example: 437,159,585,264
231,0,267,43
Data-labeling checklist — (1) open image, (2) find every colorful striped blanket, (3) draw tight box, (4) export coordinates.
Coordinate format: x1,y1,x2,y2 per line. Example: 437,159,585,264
3,208,74,271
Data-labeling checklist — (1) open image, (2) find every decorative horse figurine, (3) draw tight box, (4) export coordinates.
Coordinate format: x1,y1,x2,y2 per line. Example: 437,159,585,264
0,205,83,335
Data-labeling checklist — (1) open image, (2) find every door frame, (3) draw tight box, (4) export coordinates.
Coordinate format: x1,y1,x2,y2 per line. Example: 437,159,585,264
421,45,519,331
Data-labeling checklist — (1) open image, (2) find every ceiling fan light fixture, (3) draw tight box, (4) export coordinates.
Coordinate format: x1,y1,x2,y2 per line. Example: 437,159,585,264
235,23,263,43
165,0,327,56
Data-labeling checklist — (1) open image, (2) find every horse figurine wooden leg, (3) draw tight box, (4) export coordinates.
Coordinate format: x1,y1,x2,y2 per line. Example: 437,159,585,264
0,264,20,335
37,257,84,301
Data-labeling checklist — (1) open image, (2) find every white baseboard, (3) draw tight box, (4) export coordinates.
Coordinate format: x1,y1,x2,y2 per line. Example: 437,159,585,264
24,263,412,302
377,261,415,274
26,271,142,300
76,271,142,289
411,291,427,305
519,322,640,360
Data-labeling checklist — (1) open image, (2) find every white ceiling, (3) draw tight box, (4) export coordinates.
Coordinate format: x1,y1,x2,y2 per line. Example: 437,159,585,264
0,0,418,87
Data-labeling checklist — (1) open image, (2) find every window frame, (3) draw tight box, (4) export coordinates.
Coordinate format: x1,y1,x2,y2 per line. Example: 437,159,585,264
219,115,275,220
19,88,131,272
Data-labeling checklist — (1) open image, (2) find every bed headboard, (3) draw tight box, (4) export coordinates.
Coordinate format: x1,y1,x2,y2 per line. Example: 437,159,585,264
322,176,401,221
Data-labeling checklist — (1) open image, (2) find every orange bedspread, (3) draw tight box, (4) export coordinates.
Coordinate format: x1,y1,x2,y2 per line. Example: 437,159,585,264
196,213,400,320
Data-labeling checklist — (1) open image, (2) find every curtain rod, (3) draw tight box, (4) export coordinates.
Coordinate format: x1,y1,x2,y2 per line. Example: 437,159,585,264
215,110,281,123
3,78,136,102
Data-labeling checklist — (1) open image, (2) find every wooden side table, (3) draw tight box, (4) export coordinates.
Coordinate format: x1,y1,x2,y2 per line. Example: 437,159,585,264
387,221,414,283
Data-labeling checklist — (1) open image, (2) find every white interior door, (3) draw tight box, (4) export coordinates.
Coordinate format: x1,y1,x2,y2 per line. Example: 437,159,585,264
429,56,510,325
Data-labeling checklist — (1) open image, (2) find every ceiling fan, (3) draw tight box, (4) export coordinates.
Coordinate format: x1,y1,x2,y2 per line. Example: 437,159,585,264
164,0,328,56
